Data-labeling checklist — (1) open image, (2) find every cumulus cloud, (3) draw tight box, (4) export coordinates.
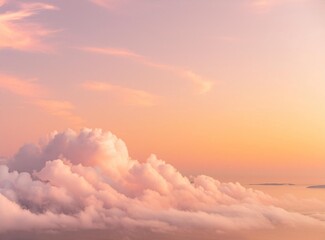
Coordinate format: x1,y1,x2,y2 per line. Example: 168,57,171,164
0,1,57,51
0,128,324,235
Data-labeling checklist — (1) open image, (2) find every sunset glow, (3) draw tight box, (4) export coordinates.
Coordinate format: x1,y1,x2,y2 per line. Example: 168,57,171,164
0,0,324,239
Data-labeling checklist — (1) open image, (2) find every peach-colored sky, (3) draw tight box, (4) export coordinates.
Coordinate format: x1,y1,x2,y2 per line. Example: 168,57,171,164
0,0,324,183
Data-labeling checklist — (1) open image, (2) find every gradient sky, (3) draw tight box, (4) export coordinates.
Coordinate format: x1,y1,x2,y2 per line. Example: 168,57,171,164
0,0,324,184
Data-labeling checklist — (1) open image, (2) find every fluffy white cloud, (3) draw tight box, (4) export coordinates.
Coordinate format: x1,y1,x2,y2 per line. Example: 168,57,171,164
0,129,324,235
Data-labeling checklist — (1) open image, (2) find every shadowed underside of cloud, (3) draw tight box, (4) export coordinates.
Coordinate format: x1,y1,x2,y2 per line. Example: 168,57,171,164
0,129,324,234
250,183,295,186
307,185,325,189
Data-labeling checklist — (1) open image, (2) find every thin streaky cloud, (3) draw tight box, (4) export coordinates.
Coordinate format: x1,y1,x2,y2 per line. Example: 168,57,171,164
0,0,6,7
82,47,144,60
90,0,114,9
250,0,283,12
0,74,46,98
182,71,214,95
81,47,214,94
0,1,58,52
90,0,129,10
251,0,273,8
0,74,83,125
250,0,306,12
82,81,158,106
35,100,84,126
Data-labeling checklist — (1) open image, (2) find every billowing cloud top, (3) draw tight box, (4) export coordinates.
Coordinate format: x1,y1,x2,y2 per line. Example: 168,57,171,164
0,129,324,234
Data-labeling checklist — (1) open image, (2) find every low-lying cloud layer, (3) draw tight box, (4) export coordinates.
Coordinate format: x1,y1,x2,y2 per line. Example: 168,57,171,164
0,129,324,234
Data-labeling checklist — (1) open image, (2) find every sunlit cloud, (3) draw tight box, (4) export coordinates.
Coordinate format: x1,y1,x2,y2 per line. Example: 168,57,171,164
0,0,6,7
90,0,130,10
0,73,83,125
82,81,158,106
35,100,84,125
251,0,276,9
0,74,46,98
0,128,324,234
0,1,57,52
182,70,214,95
250,0,305,12
81,47,213,95
83,46,144,59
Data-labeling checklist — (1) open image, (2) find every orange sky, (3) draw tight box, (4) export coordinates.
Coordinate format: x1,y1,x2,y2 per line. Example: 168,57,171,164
0,0,324,183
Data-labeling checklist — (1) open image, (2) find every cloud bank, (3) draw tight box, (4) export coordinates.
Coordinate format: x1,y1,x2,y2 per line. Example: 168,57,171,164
0,129,324,234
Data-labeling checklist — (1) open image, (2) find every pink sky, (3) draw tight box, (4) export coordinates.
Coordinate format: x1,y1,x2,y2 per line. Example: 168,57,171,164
1,1,325,238
0,0,324,184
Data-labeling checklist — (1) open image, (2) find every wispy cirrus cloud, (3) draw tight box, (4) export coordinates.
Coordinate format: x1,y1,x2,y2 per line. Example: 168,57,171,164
181,70,214,95
84,47,144,59
251,0,275,9
0,1,57,52
0,74,46,97
81,47,214,95
250,0,305,12
82,81,158,106
0,74,83,125
90,0,130,10
0,0,6,7
35,100,84,125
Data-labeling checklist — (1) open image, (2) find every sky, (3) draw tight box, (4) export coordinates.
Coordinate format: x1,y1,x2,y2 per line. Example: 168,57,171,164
1,0,324,184
0,0,325,184
0,0,325,238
